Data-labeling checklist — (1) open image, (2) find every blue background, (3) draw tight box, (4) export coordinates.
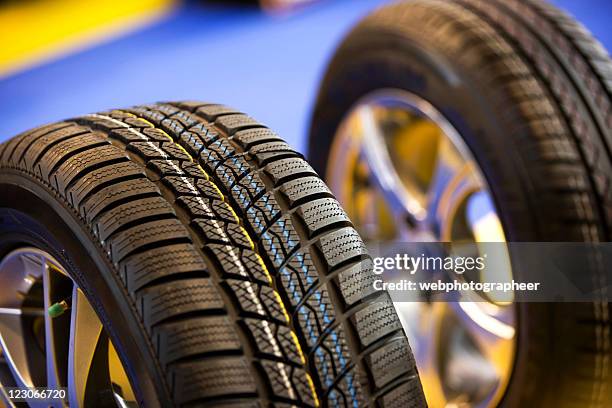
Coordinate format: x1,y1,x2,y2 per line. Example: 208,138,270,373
1,0,610,152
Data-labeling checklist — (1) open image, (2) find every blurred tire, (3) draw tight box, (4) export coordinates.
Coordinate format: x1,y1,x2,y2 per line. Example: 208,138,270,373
309,1,612,406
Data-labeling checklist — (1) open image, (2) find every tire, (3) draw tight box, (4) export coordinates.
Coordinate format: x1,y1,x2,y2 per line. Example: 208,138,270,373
309,1,612,407
0,102,425,407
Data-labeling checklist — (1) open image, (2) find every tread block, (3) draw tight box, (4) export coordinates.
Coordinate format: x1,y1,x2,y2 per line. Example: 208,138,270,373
180,161,207,178
126,106,166,125
264,158,318,185
195,104,242,121
120,116,153,129
54,146,129,193
326,385,349,408
196,178,224,200
314,328,352,381
279,176,332,208
94,197,175,241
200,138,238,170
178,130,205,157
207,244,270,283
379,380,426,408
215,114,264,135
80,177,160,221
193,219,252,249
139,278,223,327
107,218,190,261
215,155,251,187
127,141,169,160
142,127,174,142
161,116,194,135
177,196,238,223
294,297,322,342
248,141,301,166
327,368,363,408
171,357,256,404
337,259,377,306
162,176,201,196
108,128,146,145
226,279,287,323
36,133,105,180
353,297,402,347
299,286,334,343
279,251,319,308
4,122,74,165
147,159,186,177
106,110,136,121
368,336,415,388
260,360,314,404
120,243,208,292
244,318,302,365
77,114,127,132
155,316,240,367
246,192,282,235
191,121,220,140
160,141,192,161
142,103,180,117
318,227,368,269
289,368,319,407
22,124,91,171
66,162,145,208
0,142,8,163
233,128,283,149
168,106,201,126
171,101,211,111
0,137,20,164
296,197,351,238
231,171,267,209
310,338,336,390
259,215,300,268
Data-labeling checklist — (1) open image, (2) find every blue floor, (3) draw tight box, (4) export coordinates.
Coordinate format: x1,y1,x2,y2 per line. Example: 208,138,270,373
1,0,610,153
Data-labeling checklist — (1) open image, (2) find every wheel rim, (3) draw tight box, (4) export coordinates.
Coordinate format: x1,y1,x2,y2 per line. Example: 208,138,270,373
0,248,136,407
327,89,516,407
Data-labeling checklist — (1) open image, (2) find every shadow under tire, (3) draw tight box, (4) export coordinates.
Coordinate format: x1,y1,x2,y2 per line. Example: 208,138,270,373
0,102,424,407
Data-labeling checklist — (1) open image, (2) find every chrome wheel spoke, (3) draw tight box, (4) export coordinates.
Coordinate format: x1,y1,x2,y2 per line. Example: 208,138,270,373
0,253,44,389
356,105,427,225
0,313,32,389
465,191,506,243
68,285,104,407
452,302,515,381
426,155,481,240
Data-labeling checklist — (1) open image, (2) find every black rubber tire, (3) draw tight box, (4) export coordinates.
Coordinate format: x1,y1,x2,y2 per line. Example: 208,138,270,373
0,102,425,407
309,1,612,407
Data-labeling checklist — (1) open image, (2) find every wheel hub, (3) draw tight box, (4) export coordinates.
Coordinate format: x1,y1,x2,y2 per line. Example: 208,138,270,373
328,89,516,408
0,248,136,407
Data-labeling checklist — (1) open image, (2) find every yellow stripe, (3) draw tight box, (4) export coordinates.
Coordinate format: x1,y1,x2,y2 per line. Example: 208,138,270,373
195,165,209,181
239,226,255,250
173,140,194,156
0,0,175,77
254,245,319,404
225,204,241,224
